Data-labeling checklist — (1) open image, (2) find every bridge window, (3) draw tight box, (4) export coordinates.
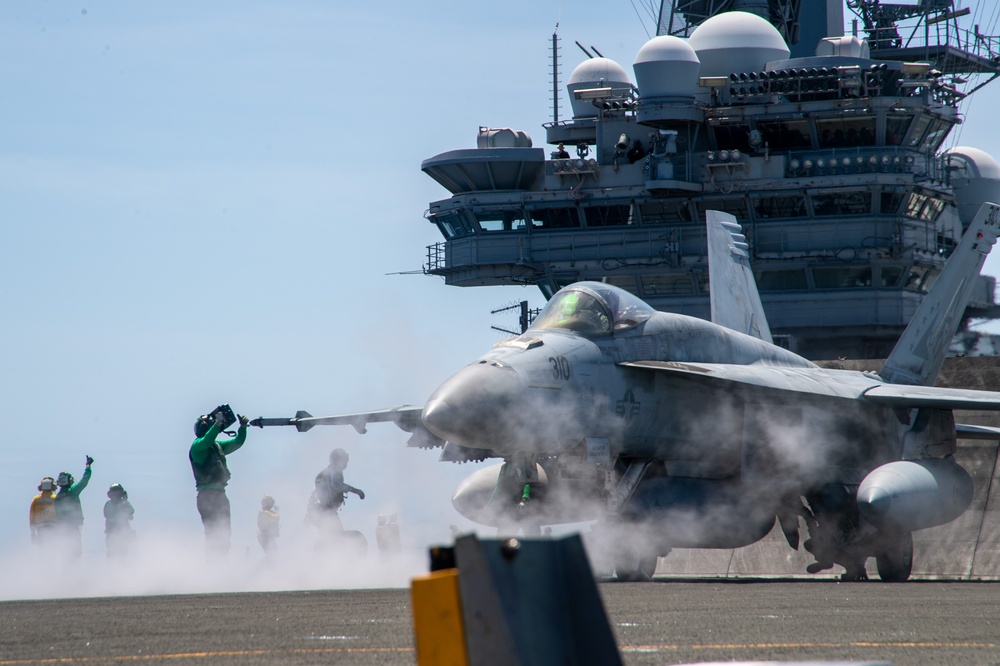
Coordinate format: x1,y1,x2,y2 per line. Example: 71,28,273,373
811,191,872,216
528,207,581,229
903,266,940,293
584,204,632,227
880,190,905,214
475,210,528,232
639,199,692,224
640,273,696,296
816,116,876,148
885,115,910,145
754,269,808,291
918,118,951,152
813,266,872,289
880,265,905,287
903,192,946,222
696,198,749,221
432,213,469,239
752,196,806,219
906,115,932,148
756,119,811,150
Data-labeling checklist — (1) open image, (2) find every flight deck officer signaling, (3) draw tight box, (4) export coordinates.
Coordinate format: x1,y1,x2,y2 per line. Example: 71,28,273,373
190,409,249,556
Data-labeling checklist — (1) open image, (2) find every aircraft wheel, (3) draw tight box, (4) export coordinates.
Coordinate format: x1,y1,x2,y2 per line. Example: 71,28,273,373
875,531,913,582
614,553,659,582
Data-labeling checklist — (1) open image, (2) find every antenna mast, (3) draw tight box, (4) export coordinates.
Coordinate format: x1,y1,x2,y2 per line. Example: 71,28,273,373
551,24,561,124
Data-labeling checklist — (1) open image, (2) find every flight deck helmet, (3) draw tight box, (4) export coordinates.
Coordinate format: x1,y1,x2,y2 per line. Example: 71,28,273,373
38,477,55,492
261,495,275,510
329,448,349,468
194,415,213,438
56,472,74,488
107,483,127,500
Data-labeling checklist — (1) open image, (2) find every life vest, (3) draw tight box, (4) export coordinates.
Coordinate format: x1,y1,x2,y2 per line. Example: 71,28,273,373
190,441,231,489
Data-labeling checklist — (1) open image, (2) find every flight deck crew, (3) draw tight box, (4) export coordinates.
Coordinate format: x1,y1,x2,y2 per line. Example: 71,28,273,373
54,456,93,559
311,448,365,536
29,476,58,546
104,483,135,558
257,494,280,556
189,411,249,556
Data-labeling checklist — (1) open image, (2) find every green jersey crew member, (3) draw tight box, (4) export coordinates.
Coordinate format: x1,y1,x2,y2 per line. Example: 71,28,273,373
190,411,249,556
54,455,93,559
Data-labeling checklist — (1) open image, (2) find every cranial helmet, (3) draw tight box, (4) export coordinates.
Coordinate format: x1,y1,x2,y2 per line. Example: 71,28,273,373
107,483,127,499
261,495,275,510
560,292,580,316
56,472,73,488
39,477,55,492
194,415,213,438
329,448,349,466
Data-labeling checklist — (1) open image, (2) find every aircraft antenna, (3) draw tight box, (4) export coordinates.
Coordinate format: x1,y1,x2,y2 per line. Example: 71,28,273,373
551,25,561,124
491,300,539,335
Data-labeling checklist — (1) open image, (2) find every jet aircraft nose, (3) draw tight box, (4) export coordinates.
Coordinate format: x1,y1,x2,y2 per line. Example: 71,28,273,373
422,360,524,451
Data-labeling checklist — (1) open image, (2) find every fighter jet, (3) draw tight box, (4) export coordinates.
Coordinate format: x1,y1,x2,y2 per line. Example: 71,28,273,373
252,203,1000,582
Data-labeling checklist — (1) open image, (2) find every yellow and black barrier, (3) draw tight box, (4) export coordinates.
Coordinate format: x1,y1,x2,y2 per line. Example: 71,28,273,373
410,533,621,666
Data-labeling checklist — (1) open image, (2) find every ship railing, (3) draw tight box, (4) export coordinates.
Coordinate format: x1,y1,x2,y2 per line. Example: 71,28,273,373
425,242,446,274
864,18,1000,79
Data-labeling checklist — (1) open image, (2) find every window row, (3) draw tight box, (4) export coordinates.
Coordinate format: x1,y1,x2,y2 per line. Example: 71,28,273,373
432,189,952,238
593,264,942,298
710,112,951,153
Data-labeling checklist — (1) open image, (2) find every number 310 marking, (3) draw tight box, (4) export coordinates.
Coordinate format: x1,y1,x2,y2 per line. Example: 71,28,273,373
549,356,571,380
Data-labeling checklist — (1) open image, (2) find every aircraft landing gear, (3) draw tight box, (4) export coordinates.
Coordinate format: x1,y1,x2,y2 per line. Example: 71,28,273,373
803,486,869,581
874,531,913,582
613,550,661,582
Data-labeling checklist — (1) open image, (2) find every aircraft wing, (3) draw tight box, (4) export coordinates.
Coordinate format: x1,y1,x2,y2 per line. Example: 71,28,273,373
956,423,1000,440
860,384,1000,410
621,360,1000,409
620,360,879,399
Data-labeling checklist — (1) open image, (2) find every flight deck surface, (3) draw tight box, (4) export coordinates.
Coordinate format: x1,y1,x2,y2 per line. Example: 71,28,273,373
3,582,999,665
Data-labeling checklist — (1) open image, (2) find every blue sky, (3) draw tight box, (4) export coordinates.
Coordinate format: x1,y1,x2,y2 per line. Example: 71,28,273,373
2,1,1000,595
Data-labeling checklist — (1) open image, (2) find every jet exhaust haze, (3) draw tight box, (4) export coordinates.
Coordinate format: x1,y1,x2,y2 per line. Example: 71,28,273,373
248,204,1000,583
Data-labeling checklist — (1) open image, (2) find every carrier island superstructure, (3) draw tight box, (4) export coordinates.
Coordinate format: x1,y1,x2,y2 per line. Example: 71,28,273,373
420,0,1000,360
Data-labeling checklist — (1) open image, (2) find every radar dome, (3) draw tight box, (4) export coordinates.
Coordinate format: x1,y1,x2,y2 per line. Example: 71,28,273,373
633,36,700,99
688,11,790,78
942,147,1000,227
567,57,632,119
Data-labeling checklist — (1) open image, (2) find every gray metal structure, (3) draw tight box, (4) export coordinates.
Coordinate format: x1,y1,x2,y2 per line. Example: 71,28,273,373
254,202,1000,582
419,0,1000,359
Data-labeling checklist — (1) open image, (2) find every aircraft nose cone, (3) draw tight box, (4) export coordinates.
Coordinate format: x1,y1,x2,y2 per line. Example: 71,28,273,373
857,486,892,521
423,361,523,450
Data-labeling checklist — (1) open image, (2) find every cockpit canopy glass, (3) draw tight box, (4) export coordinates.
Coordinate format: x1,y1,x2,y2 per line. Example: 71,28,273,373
530,282,655,335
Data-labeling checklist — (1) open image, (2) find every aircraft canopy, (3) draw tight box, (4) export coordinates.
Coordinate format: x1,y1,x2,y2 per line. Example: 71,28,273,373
531,282,655,335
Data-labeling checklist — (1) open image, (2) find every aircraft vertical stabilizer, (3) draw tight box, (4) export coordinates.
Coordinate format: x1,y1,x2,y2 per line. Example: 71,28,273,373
881,202,1000,386
706,210,772,343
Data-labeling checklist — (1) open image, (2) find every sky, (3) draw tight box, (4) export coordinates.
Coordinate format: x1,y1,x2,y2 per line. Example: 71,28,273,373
3,1,1000,599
